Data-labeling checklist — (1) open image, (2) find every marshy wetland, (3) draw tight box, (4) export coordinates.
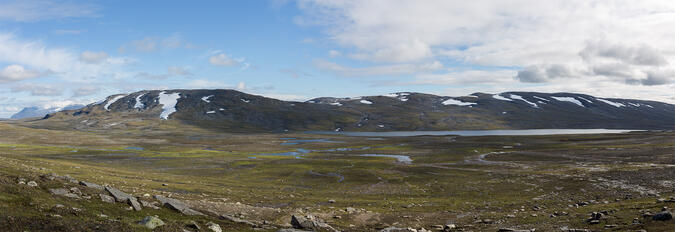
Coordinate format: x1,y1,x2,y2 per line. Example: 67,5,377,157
0,121,673,231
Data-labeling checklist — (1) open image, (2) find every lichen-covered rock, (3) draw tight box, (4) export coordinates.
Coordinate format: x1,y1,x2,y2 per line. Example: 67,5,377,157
139,216,165,229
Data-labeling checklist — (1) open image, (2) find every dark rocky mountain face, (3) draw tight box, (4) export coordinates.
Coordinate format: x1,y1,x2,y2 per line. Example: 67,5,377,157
11,104,84,120
43,89,675,131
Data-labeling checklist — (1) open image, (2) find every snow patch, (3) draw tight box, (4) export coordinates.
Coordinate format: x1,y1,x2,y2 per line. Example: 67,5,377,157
492,94,513,101
158,91,181,120
329,102,342,106
442,98,476,106
577,97,593,103
241,98,250,103
532,96,549,102
202,95,214,103
206,111,215,114
134,94,146,109
104,95,126,111
596,98,625,107
219,108,225,111
360,100,373,104
509,94,538,108
551,96,584,107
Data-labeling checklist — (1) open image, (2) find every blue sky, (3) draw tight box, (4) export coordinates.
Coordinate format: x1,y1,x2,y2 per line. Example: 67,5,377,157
1,0,674,117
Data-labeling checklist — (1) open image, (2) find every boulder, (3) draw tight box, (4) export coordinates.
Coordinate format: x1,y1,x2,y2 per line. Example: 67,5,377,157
140,200,161,209
206,222,222,232
79,181,104,190
99,194,115,203
105,186,133,202
291,215,338,232
26,181,38,187
127,197,142,211
155,195,204,216
652,210,672,221
380,227,417,232
49,188,80,199
220,214,258,227
139,216,165,229
498,228,534,232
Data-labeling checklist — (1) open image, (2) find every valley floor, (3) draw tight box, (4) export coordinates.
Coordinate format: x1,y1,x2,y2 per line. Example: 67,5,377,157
0,121,673,231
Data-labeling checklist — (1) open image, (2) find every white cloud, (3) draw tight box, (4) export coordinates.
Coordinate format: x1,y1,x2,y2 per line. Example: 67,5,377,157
0,64,44,82
0,0,98,22
209,53,239,66
315,59,443,77
79,51,109,64
296,0,675,100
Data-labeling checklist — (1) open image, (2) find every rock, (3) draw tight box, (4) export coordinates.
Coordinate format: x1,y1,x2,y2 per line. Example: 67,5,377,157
444,224,456,230
328,199,336,203
498,228,534,232
69,187,82,196
127,197,142,211
99,194,115,203
206,222,222,232
79,181,104,190
26,181,38,187
105,186,133,202
277,229,311,232
345,207,357,213
291,214,339,232
140,200,161,209
155,195,204,216
380,227,417,232
186,221,201,230
49,188,80,199
652,210,672,221
220,214,258,227
139,216,165,229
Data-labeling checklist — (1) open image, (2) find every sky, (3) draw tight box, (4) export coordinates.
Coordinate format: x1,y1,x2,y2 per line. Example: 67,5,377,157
0,0,674,117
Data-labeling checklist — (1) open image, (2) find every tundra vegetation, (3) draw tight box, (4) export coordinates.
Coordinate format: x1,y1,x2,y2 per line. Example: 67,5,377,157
0,121,673,231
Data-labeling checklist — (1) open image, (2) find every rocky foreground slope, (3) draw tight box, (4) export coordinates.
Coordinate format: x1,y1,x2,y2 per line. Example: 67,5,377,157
42,89,675,131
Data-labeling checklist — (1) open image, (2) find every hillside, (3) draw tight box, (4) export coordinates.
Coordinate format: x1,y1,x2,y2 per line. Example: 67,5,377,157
40,89,675,132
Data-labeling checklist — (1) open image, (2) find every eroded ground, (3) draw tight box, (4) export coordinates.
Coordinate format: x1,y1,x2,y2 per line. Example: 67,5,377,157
0,121,673,231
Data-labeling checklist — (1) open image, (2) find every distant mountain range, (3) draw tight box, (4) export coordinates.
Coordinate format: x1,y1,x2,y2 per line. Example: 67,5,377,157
11,104,85,120
41,89,675,131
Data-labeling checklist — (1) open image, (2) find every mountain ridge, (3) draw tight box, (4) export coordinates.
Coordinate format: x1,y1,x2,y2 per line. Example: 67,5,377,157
41,89,675,132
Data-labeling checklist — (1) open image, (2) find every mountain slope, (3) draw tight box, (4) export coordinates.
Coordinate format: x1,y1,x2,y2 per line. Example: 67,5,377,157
42,89,675,131
11,104,84,120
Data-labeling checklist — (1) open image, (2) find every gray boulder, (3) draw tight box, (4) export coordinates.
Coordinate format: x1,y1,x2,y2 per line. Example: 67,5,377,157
49,188,80,199
652,210,672,221
99,194,115,203
291,214,338,232
127,197,142,211
104,186,133,202
79,181,104,190
139,216,165,229
206,222,222,232
155,195,204,216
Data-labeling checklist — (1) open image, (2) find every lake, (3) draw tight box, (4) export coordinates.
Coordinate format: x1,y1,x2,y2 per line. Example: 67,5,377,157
309,129,639,137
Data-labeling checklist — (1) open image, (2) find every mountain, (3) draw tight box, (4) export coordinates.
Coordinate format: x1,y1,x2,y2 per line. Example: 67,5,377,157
11,104,85,120
41,89,675,131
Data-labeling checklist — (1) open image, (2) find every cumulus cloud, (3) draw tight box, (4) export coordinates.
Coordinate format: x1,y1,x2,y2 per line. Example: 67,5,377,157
79,51,108,64
296,0,675,94
209,53,239,66
0,0,98,22
515,64,575,83
0,64,44,82
0,33,131,82
11,83,63,96
315,59,443,77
